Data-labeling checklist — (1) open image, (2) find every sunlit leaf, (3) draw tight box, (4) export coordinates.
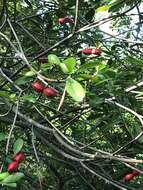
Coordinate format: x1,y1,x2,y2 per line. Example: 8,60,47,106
63,57,76,74
2,173,24,183
48,54,61,65
96,5,111,12
24,70,36,77
66,78,85,102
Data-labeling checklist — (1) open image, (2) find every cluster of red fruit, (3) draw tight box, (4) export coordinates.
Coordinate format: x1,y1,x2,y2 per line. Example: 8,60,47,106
123,170,140,182
58,17,102,56
31,81,58,98
7,152,25,172
80,48,102,56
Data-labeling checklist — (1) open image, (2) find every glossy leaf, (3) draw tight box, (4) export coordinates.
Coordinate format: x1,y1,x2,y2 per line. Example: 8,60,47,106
63,57,76,74
96,5,111,12
13,138,24,154
96,63,106,73
59,62,69,74
48,54,60,65
66,78,85,102
0,172,9,181
2,173,24,183
1,183,17,187
24,70,36,77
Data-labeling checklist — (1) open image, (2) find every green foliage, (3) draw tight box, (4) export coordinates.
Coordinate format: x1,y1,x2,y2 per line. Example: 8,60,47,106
2,173,24,183
1,0,143,189
66,77,86,102
24,70,36,77
48,54,61,65
63,57,76,74
21,95,37,103
0,173,10,181
13,138,24,154
0,133,7,141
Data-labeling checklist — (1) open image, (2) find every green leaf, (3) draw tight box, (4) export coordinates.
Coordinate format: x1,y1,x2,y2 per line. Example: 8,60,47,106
109,0,125,12
103,69,116,78
125,56,143,65
48,54,60,65
78,60,100,72
21,95,37,103
89,95,104,108
13,138,24,154
59,57,76,74
2,173,24,183
59,63,69,74
41,63,53,71
2,183,17,187
0,133,7,141
129,124,143,144
0,91,10,98
66,78,85,102
15,77,31,85
63,57,76,74
24,70,36,77
96,63,106,73
0,172,9,181
96,5,111,12
79,74,94,80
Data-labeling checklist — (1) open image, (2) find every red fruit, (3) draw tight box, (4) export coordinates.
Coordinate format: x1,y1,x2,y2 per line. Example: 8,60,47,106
31,81,44,92
92,48,102,55
132,170,140,177
123,173,134,182
81,48,102,55
13,152,25,163
7,161,19,172
43,87,58,98
58,17,73,24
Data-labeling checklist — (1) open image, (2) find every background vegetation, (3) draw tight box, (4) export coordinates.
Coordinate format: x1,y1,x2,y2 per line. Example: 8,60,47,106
0,0,143,189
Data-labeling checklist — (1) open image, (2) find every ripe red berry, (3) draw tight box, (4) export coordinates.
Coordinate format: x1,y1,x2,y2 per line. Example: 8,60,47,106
58,17,73,24
123,173,134,182
132,170,140,177
7,161,19,172
58,18,65,24
31,81,44,92
92,48,102,56
81,48,102,55
43,87,58,98
13,152,25,163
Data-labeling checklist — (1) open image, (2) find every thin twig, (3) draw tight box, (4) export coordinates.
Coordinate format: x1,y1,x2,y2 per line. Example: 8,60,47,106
6,91,22,154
